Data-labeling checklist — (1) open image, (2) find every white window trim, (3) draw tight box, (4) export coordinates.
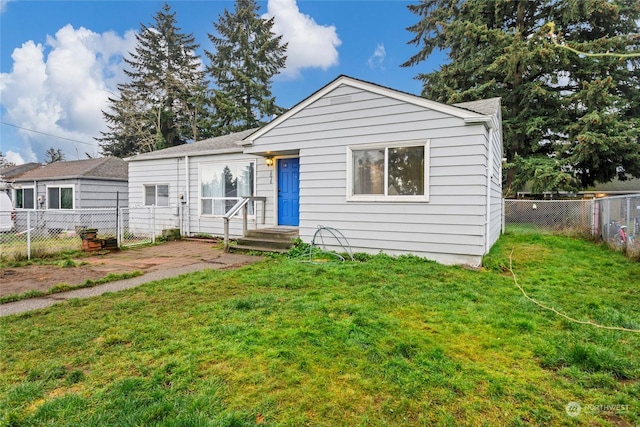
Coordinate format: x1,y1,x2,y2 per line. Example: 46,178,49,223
198,160,256,218
45,184,75,210
143,184,170,207
346,140,430,202
13,186,35,209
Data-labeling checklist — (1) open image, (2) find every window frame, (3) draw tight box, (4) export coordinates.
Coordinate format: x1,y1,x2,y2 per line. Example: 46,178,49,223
199,160,256,217
14,187,35,209
346,140,430,202
46,185,75,210
143,184,170,207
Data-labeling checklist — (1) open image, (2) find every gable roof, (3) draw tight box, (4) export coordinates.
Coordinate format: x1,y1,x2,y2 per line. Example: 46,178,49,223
127,128,258,161
243,75,495,145
0,163,41,181
14,158,128,182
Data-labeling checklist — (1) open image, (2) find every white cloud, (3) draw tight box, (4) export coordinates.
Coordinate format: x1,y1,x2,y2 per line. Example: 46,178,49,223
263,0,341,78
0,25,136,162
367,43,386,70
0,0,12,13
5,150,25,165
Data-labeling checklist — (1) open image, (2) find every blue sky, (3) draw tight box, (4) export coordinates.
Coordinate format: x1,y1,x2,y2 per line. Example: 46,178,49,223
1,0,445,164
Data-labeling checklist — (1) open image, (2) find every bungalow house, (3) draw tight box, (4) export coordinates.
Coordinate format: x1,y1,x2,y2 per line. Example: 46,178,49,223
11,157,128,210
127,76,503,266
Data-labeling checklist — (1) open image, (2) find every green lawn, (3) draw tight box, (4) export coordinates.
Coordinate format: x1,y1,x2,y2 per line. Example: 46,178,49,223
1,232,638,426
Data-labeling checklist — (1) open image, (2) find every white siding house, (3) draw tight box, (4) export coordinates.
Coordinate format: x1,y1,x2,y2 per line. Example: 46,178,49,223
127,129,261,237
11,158,128,210
128,76,503,266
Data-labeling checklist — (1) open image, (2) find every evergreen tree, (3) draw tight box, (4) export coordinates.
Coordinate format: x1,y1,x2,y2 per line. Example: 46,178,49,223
0,152,15,168
403,0,640,194
205,0,287,136
98,3,210,157
44,147,64,164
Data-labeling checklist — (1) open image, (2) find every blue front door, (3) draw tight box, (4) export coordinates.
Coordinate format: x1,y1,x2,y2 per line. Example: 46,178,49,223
277,158,300,226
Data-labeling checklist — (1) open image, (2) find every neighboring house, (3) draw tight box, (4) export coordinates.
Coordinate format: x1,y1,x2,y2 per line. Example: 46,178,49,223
11,157,128,210
0,163,41,196
128,76,503,266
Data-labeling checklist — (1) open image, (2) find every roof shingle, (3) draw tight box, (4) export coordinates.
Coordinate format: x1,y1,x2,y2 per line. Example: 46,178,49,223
127,128,259,161
14,158,128,181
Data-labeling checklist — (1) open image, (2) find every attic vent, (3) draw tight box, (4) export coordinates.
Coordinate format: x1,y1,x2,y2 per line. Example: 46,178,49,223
329,95,352,105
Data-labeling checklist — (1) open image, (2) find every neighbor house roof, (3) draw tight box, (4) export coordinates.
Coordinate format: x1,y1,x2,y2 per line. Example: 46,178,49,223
126,128,259,161
242,75,497,145
14,157,128,181
0,163,41,181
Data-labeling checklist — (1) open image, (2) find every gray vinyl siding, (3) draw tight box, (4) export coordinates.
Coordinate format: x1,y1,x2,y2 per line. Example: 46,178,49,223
76,179,128,208
250,83,495,265
22,178,127,210
128,153,262,238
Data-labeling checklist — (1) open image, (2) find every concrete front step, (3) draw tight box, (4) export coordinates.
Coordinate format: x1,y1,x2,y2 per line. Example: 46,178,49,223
231,228,299,254
244,228,299,240
231,244,291,254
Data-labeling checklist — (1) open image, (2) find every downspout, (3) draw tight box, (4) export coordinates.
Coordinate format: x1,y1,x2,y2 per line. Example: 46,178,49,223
185,155,190,236
485,127,495,254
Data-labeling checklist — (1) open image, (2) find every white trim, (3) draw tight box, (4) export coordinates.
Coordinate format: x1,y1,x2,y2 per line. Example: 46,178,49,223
45,184,75,210
485,127,494,254
464,116,495,129
143,183,170,207
346,140,430,203
243,76,488,145
13,186,35,209
274,155,300,227
197,159,257,218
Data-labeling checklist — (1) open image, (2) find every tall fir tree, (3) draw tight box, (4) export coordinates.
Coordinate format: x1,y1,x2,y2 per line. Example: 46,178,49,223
403,0,640,194
205,0,287,136
98,3,210,157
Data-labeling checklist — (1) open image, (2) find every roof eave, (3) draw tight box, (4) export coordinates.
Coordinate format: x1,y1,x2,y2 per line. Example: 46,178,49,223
14,176,128,182
464,116,495,129
126,147,245,162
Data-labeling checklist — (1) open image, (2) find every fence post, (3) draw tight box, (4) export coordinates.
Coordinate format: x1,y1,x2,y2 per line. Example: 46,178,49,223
592,198,598,238
116,207,121,248
151,206,156,244
501,198,506,234
626,196,631,230
27,210,31,260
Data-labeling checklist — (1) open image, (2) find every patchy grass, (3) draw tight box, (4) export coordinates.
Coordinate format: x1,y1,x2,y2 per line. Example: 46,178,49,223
0,232,638,426
0,271,143,304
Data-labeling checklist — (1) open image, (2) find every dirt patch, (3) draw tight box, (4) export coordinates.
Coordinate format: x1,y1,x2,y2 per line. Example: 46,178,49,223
0,240,258,297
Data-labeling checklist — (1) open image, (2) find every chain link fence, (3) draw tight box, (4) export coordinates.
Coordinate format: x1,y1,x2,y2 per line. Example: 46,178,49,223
504,195,640,259
0,207,176,261
595,195,640,258
504,199,595,236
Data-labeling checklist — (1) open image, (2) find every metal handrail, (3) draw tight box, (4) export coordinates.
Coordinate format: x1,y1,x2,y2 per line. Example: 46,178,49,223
223,196,267,252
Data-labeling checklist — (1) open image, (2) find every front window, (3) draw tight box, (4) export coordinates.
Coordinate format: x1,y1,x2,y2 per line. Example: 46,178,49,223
15,188,35,209
47,187,73,209
348,142,429,201
200,161,255,216
144,184,169,206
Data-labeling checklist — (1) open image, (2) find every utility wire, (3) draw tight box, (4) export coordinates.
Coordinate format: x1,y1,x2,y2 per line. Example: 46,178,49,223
0,121,97,146
509,249,640,333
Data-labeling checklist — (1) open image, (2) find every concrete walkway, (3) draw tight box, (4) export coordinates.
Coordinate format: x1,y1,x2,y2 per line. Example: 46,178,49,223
0,253,259,317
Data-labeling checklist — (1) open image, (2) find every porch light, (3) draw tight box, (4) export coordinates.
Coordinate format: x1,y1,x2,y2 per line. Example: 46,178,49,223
265,156,274,167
